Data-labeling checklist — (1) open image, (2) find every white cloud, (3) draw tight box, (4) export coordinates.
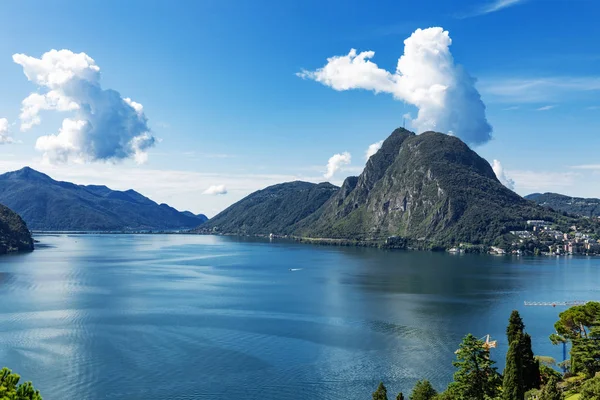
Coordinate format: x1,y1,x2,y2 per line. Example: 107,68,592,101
203,184,228,195
324,152,351,179
510,170,580,192
13,49,155,163
0,119,15,144
365,140,384,160
492,159,515,190
503,106,520,111
299,27,493,146
479,76,600,103
536,105,555,111
570,164,600,170
459,0,526,18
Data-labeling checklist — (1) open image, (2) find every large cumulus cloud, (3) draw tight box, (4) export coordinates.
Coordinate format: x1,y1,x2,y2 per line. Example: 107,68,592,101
13,49,155,163
298,27,493,146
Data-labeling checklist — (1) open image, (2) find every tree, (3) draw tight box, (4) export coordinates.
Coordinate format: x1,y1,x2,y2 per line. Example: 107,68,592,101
396,393,405,400
503,331,525,400
507,310,525,345
580,376,600,400
506,310,541,390
448,334,502,399
0,367,42,400
373,382,388,400
521,333,541,390
551,301,600,376
409,380,437,400
538,376,562,400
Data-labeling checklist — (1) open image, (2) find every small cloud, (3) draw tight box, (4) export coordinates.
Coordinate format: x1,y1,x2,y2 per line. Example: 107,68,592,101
203,184,228,195
324,152,351,179
586,106,600,110
492,159,515,190
365,140,384,160
570,164,600,170
458,0,527,18
503,106,520,111
0,118,15,144
536,105,555,111
479,76,600,103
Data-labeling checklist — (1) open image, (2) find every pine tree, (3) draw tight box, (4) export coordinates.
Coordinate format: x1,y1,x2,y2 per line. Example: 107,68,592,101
539,376,562,400
409,380,437,400
373,382,388,400
449,334,502,399
503,331,525,400
396,393,405,400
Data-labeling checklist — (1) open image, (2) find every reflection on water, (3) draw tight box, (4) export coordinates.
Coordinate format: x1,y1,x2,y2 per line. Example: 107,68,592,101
0,234,598,399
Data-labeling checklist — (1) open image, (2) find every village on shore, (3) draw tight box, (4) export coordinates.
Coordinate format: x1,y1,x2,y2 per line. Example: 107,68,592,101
450,219,600,256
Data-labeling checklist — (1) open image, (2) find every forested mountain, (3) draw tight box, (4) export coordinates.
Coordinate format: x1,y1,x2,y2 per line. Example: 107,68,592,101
197,128,570,247
0,167,207,231
0,203,33,254
198,181,338,235
525,192,600,217
298,129,553,245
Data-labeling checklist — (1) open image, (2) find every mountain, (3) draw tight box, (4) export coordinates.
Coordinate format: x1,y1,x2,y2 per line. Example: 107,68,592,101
0,167,207,231
198,128,567,247
298,129,556,245
0,203,33,253
198,181,339,235
525,192,600,217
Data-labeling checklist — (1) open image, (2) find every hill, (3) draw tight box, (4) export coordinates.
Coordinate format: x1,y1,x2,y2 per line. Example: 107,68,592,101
0,167,207,231
0,203,33,254
197,181,338,235
299,129,555,245
525,192,600,217
198,128,572,247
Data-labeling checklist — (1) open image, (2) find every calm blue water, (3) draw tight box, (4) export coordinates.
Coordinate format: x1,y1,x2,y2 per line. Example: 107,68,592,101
0,234,599,399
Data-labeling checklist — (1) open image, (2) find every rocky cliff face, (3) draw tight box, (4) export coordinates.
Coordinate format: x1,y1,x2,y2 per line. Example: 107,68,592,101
300,129,548,245
0,204,33,254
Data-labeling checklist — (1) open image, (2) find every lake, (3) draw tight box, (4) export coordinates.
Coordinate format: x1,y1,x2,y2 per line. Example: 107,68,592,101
0,234,599,399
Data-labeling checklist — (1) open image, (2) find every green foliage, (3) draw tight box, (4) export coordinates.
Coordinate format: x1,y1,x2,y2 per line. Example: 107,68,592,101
525,193,600,218
552,302,600,377
201,181,338,236
448,334,502,399
0,203,33,254
539,364,562,385
0,367,42,400
580,376,600,400
539,376,562,400
504,331,526,400
373,382,388,400
508,310,526,345
410,380,437,400
505,311,541,392
397,393,405,400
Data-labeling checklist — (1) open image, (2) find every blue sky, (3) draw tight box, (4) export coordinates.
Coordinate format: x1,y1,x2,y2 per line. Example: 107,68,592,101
0,0,598,216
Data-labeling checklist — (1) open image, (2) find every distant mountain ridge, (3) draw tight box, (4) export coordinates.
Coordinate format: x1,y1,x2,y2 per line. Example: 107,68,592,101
0,167,207,231
198,128,573,247
525,192,600,217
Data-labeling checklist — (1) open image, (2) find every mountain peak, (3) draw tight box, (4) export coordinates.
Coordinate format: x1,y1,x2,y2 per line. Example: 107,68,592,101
1,167,53,182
